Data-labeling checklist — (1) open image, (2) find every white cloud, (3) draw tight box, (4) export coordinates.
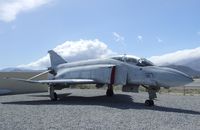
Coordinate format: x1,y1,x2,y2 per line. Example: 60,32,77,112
149,47,200,66
113,32,124,43
18,39,115,70
0,0,52,22
197,31,200,36
137,35,143,42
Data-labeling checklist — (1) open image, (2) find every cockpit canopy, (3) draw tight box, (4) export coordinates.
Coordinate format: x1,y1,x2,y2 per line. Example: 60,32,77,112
111,55,154,67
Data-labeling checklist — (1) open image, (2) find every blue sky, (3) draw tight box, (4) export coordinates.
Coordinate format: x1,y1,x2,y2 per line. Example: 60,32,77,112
0,0,200,69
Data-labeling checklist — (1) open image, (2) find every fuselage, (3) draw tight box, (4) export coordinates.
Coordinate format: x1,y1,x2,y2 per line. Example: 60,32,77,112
54,56,193,88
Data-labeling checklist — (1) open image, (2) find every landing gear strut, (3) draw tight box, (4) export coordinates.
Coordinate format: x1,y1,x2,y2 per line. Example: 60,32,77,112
49,86,58,101
145,86,159,106
106,84,114,97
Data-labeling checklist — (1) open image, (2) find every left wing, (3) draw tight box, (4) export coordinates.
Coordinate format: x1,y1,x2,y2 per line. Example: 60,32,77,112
5,78,95,85
5,64,116,85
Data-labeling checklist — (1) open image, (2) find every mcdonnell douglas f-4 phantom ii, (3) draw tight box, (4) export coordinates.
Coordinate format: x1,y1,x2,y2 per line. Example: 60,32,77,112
10,50,194,106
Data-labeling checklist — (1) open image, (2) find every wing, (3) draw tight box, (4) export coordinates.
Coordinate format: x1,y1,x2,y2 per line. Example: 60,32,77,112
5,78,95,85
5,63,116,86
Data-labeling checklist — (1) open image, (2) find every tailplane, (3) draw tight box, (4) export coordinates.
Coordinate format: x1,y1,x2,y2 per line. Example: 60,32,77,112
48,50,67,68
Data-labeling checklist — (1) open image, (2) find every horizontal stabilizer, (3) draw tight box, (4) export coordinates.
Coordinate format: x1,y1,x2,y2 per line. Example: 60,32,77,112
28,70,50,80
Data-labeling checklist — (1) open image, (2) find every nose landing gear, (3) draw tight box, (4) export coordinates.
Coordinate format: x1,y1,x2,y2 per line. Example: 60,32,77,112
145,99,154,106
143,85,159,106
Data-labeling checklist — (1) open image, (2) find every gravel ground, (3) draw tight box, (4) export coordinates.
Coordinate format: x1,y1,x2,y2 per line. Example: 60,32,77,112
0,89,200,130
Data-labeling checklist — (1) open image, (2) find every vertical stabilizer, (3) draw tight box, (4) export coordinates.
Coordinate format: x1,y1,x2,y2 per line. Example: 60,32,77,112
48,50,67,68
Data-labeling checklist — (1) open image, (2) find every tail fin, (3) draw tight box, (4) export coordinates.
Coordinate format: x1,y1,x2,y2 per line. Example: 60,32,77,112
48,50,67,68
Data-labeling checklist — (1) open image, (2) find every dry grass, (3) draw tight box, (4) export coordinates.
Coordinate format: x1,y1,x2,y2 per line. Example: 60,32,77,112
158,87,200,96
70,84,200,96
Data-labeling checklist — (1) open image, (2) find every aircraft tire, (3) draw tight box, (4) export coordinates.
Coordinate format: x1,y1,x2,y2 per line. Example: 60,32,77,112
145,100,154,106
106,89,114,97
51,92,58,101
54,92,58,100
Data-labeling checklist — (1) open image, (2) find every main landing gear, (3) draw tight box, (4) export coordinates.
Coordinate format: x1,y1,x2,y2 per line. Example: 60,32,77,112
106,84,114,97
49,86,58,101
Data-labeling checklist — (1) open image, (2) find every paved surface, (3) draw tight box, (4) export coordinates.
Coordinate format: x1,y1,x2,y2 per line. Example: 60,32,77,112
0,89,200,130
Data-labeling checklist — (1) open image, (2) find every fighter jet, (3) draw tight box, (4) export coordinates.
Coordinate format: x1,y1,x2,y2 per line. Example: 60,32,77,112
10,50,194,106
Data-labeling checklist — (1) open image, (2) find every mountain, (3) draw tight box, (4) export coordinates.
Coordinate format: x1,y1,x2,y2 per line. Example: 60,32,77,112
149,47,200,71
181,57,200,72
0,67,43,72
164,65,200,78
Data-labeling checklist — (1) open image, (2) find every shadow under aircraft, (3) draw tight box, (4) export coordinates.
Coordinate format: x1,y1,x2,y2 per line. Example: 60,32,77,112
2,93,200,115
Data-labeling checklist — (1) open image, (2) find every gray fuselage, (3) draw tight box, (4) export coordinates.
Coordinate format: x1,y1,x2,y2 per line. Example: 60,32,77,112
54,57,193,88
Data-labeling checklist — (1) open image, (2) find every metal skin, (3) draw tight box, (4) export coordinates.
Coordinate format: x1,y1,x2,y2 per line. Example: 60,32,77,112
9,51,194,106
54,56,193,88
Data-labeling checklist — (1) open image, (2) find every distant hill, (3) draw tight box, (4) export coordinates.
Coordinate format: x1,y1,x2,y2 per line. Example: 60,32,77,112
164,65,200,78
149,47,200,72
0,67,43,72
181,57,200,72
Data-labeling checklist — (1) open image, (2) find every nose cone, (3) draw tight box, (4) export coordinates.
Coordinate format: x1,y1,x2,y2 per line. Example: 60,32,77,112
156,67,193,87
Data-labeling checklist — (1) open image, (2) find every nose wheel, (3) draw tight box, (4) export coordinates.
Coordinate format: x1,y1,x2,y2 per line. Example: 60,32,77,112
142,85,159,106
145,100,154,106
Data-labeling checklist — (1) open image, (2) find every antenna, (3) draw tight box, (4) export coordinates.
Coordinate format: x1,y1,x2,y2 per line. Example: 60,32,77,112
122,53,127,62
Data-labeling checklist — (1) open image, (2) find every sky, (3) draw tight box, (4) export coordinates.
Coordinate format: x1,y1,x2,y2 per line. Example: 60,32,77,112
0,0,200,69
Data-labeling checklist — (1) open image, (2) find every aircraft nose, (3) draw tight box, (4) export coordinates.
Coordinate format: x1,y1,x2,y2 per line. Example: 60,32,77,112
165,69,193,87
157,67,193,87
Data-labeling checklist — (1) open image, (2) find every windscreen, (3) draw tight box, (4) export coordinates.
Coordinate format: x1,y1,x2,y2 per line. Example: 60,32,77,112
111,56,154,66
136,58,154,66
